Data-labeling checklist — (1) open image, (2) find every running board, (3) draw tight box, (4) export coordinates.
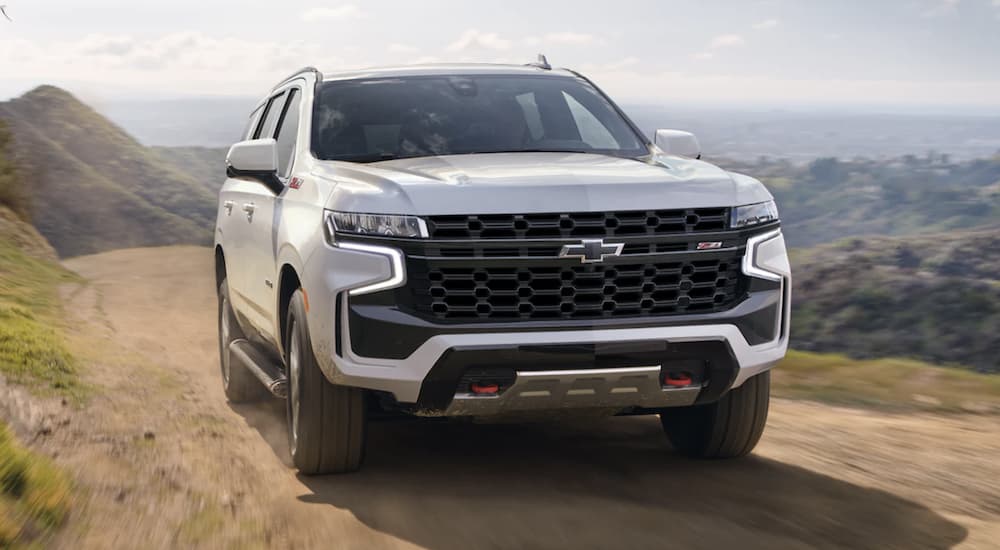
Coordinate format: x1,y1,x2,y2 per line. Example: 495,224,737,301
229,339,288,398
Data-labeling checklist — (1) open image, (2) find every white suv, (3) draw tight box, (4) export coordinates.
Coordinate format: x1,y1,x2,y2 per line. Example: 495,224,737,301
215,63,790,474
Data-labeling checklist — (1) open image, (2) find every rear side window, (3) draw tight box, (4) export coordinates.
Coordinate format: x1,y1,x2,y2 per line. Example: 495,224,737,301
254,91,287,139
274,89,301,178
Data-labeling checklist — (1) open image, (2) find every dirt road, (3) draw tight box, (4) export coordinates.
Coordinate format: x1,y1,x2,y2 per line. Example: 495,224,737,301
13,246,999,548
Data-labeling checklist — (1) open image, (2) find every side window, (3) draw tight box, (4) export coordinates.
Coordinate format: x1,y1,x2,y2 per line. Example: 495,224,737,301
562,92,620,149
254,91,287,139
274,89,301,178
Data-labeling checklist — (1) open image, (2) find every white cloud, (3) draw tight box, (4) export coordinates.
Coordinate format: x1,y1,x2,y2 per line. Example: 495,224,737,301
581,57,642,72
921,0,960,17
524,32,603,48
300,5,365,22
606,56,639,69
408,56,442,65
0,32,343,95
710,34,745,48
445,29,511,52
692,52,715,60
752,18,779,30
387,43,418,54
542,32,597,45
79,34,136,56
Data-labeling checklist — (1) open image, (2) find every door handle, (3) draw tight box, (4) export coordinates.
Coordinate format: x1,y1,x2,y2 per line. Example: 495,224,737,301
242,202,255,221
223,200,234,215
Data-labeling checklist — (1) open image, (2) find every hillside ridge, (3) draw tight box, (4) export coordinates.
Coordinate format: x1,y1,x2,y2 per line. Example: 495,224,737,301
0,85,216,257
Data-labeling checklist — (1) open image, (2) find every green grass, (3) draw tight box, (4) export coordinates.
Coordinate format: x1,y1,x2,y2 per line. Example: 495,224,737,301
0,421,72,548
773,350,1000,412
0,238,82,398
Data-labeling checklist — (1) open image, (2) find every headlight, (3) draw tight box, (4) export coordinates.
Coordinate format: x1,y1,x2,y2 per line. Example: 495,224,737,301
325,211,428,240
731,200,779,229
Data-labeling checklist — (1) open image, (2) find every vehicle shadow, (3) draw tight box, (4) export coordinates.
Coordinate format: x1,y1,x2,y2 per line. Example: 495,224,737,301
235,403,967,550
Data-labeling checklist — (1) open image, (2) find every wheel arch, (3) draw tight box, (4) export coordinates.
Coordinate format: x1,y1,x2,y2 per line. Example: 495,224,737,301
215,245,227,292
277,262,303,356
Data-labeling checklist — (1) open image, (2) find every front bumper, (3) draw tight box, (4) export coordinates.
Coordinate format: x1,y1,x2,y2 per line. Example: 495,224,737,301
446,366,704,416
304,228,791,414
420,339,740,416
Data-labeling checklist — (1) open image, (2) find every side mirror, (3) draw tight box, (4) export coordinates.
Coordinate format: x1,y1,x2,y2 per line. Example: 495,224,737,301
226,139,282,194
654,129,701,159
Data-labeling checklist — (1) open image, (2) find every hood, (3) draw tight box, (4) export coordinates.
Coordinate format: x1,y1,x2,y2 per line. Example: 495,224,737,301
315,152,772,215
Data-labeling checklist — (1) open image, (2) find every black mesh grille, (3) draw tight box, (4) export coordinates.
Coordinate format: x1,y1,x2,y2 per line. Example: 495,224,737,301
408,254,745,320
426,208,729,240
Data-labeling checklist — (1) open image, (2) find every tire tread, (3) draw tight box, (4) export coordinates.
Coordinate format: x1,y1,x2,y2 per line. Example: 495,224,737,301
287,290,366,474
660,371,770,459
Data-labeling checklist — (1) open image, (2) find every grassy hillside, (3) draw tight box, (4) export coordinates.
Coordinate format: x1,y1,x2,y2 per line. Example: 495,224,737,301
774,350,1000,412
0,142,77,546
791,228,1000,373
0,206,81,396
0,197,75,546
722,154,1000,248
0,86,217,257
152,146,228,193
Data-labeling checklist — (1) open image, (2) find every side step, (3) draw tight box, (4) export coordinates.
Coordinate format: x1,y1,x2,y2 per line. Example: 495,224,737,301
229,339,288,398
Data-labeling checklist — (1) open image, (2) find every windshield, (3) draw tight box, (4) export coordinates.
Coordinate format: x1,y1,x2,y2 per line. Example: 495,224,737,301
311,74,649,162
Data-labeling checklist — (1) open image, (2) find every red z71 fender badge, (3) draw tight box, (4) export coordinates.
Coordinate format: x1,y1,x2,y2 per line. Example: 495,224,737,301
288,177,303,189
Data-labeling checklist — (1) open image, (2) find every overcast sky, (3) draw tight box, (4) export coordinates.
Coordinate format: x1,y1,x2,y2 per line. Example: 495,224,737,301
2,0,1000,109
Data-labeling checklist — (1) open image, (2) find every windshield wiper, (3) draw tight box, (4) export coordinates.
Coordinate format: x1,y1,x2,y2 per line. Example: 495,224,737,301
323,149,628,163
459,148,591,155
324,152,401,163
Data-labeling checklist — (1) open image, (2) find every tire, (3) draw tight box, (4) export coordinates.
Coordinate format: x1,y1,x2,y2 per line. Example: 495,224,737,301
660,370,770,459
285,289,367,474
218,279,267,403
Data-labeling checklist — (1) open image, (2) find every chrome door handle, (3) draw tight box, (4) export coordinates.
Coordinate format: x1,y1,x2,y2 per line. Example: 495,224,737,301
223,200,234,215
242,202,255,221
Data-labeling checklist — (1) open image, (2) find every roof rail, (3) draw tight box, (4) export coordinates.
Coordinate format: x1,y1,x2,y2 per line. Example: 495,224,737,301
276,66,323,86
526,54,552,70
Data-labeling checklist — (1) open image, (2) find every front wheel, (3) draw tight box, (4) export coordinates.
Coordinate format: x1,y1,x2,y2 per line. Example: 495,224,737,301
660,370,770,458
285,289,367,474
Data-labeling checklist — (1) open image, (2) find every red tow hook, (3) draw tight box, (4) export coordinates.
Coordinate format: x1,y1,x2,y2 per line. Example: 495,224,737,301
664,372,693,387
470,382,499,395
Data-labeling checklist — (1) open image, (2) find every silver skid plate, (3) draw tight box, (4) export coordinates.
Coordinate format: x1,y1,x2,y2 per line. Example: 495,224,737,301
444,366,701,416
